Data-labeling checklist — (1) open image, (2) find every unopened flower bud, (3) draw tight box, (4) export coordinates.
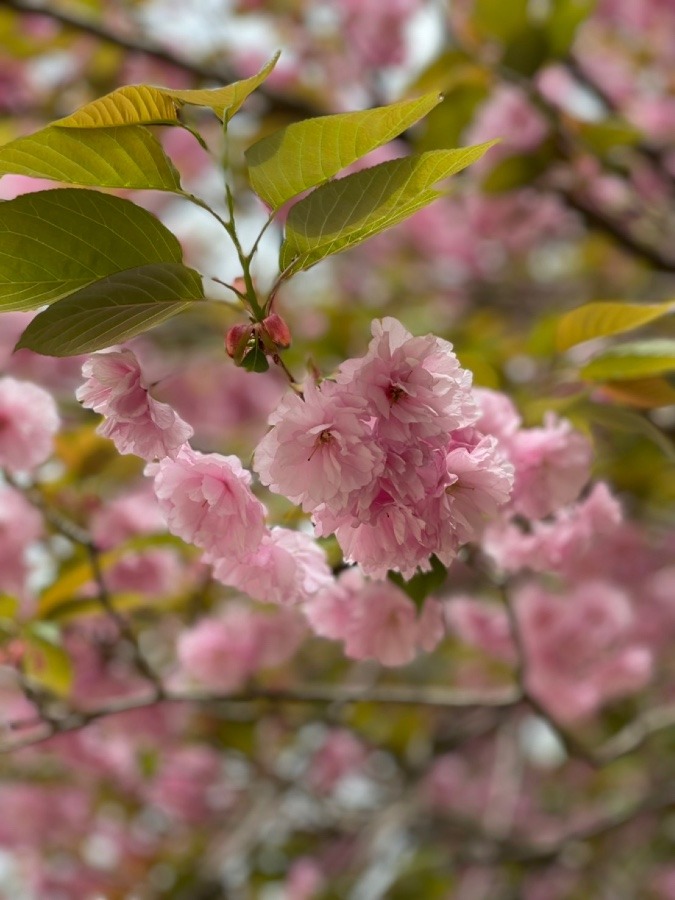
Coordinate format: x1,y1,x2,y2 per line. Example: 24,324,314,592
262,313,292,348
225,323,253,361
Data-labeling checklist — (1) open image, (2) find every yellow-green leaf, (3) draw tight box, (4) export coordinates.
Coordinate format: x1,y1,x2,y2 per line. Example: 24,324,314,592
596,377,675,409
0,189,184,311
0,595,18,620
53,54,279,128
557,300,675,351
16,263,204,356
580,340,675,381
245,92,444,210
0,125,181,190
280,142,496,275
23,627,73,697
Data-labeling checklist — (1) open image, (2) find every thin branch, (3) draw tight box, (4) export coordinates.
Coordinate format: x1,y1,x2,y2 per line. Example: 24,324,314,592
0,683,521,753
6,475,164,699
0,0,317,120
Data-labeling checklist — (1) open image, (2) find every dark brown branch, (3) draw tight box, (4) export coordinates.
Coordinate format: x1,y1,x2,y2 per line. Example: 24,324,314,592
0,0,317,120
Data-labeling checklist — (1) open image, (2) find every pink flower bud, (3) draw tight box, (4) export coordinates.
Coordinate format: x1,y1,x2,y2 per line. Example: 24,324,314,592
225,324,253,360
262,313,292,348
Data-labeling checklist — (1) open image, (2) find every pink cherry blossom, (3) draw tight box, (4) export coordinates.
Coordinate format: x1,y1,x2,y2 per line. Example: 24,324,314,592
336,317,477,444
304,569,444,666
254,378,384,514
91,485,167,550
516,580,653,722
445,596,516,664
0,484,43,596
0,376,60,473
76,349,193,460
177,605,306,690
484,482,623,576
149,446,266,561
444,429,514,544
211,526,333,606
507,414,593,519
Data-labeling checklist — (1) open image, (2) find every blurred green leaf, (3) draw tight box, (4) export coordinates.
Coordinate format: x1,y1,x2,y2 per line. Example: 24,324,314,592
245,93,443,209
0,595,18,620
16,263,204,356
580,340,675,380
547,0,597,56
557,300,675,351
582,401,675,462
482,142,554,192
23,625,73,697
0,125,181,190
577,119,642,154
472,0,529,42
502,24,551,75
280,142,497,275
0,189,184,311
596,377,675,409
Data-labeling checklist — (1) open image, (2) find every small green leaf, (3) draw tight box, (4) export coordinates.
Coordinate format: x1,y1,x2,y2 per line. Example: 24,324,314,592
388,556,447,607
241,341,270,372
0,189,184,311
0,125,181,190
16,263,204,356
280,142,496,275
245,92,444,209
580,340,675,381
168,53,280,123
53,54,279,128
557,300,675,351
23,626,73,697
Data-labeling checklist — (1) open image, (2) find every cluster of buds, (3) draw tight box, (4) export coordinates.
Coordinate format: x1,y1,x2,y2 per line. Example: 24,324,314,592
226,313,292,373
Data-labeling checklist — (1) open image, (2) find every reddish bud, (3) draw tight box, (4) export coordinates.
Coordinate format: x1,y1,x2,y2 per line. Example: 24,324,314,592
262,313,292,349
225,323,253,361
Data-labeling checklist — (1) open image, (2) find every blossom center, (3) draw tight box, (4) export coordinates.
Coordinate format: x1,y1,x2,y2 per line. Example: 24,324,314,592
308,429,333,461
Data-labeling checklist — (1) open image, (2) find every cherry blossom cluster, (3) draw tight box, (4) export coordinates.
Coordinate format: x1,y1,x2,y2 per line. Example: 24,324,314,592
255,317,515,579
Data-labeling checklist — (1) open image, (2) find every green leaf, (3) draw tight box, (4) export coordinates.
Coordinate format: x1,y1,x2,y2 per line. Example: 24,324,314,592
546,0,597,56
54,53,279,128
0,125,181,190
240,341,270,372
472,0,529,42
0,189,184,311
23,625,73,697
0,595,18,620
388,556,447,607
280,142,496,275
16,263,204,356
245,92,444,209
482,143,554,193
580,340,675,381
557,300,675,351
582,401,675,462
577,119,642,155
168,52,280,123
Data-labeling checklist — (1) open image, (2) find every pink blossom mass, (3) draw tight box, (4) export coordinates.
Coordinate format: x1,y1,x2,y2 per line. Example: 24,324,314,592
0,376,60,473
76,349,194,461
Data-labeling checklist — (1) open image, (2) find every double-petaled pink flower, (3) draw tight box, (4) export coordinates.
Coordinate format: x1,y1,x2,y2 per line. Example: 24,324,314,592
76,349,193,461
